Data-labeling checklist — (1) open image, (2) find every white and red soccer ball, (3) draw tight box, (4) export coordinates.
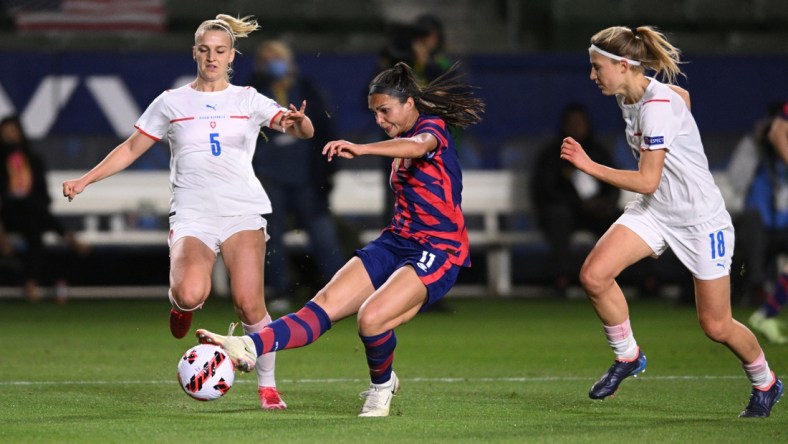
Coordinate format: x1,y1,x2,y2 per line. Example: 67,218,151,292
177,344,235,401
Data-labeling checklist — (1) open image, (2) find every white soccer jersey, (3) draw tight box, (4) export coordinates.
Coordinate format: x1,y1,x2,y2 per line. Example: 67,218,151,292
135,84,286,219
618,78,726,226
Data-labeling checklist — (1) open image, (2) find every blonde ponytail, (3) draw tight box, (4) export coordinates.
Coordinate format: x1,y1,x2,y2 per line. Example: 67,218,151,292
590,26,684,84
194,14,260,49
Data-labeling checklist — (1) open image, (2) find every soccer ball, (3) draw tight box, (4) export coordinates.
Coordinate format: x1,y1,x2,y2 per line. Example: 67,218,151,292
177,344,235,401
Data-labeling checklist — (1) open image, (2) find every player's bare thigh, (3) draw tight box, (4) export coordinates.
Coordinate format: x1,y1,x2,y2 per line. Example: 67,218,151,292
357,265,427,336
694,275,732,324
170,236,216,307
312,257,376,322
220,229,267,321
582,223,654,284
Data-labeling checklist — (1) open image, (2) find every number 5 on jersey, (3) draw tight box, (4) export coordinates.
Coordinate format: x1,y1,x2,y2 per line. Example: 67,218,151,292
209,133,221,156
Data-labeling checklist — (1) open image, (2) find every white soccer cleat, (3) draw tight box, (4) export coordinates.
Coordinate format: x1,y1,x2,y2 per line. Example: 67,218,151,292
358,371,400,417
195,322,257,372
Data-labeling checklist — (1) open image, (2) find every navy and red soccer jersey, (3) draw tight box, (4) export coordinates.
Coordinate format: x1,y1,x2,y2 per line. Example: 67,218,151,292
384,115,470,267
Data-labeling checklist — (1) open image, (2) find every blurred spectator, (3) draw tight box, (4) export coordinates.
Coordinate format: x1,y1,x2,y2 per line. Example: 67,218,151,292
531,103,620,295
727,103,783,304
410,14,454,85
736,100,788,344
378,14,454,86
0,115,88,302
248,40,345,311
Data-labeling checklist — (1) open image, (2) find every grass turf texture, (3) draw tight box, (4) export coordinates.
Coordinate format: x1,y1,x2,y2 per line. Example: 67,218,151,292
1,297,786,443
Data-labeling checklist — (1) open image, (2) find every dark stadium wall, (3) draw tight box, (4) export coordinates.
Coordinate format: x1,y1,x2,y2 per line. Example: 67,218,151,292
0,52,786,170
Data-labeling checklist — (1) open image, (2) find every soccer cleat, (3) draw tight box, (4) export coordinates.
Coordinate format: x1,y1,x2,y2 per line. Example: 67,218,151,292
589,348,647,400
195,323,257,372
169,308,193,339
358,372,400,417
259,386,287,410
739,375,783,418
749,312,788,345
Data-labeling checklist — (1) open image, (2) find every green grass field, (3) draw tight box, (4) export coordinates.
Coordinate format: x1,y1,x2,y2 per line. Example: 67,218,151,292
1,296,786,443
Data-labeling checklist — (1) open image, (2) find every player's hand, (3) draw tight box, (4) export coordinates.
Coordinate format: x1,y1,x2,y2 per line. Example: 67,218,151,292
279,100,308,132
322,139,363,161
62,179,85,202
559,137,593,172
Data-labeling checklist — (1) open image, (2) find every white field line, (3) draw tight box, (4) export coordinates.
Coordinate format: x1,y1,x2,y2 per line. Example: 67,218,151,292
0,375,743,386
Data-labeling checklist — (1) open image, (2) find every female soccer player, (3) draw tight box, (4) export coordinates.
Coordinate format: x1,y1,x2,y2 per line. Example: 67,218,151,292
196,61,484,417
560,25,782,417
62,14,315,410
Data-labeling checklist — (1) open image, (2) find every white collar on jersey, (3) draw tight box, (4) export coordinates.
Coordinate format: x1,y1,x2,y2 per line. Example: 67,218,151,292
589,44,642,66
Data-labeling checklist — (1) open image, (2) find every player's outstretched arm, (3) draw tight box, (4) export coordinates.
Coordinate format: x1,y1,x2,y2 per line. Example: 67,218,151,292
560,136,665,195
276,100,314,139
63,130,157,201
322,133,437,162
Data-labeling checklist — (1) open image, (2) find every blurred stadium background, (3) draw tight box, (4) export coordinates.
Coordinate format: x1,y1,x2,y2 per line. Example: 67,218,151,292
0,0,787,300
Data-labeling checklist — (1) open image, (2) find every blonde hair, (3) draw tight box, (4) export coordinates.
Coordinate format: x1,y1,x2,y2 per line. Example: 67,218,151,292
194,14,259,80
194,14,260,50
590,26,684,84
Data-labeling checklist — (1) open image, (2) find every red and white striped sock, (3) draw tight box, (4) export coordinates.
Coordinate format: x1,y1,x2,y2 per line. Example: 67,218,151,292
603,318,639,361
743,351,774,389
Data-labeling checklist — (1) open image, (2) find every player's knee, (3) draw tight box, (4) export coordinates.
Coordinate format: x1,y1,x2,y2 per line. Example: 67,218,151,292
233,297,264,323
357,306,386,336
170,284,209,311
579,263,610,296
699,317,731,343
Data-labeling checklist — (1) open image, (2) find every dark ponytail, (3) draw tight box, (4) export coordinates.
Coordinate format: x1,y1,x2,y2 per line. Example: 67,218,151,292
369,62,485,128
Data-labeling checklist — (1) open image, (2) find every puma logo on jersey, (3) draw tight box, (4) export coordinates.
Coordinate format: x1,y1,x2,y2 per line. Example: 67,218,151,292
206,104,217,110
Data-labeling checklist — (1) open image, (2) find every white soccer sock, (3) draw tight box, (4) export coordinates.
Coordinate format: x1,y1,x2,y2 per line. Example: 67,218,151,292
244,314,277,387
603,319,639,361
743,351,775,389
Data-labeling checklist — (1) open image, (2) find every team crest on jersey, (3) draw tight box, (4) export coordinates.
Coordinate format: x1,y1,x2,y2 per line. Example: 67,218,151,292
210,121,216,129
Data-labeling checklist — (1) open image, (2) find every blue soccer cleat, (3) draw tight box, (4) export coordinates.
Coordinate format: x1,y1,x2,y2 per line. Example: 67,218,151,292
589,348,647,400
739,375,783,418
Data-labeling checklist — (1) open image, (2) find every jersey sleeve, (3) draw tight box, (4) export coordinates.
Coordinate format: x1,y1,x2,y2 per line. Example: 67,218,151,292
412,117,449,159
247,88,287,128
134,91,171,141
639,99,677,151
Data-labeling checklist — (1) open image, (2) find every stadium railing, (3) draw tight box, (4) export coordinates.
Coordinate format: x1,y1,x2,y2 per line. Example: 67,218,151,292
35,169,540,297
4,169,738,299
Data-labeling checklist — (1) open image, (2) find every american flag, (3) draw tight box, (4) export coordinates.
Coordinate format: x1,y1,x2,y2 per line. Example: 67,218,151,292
11,0,166,33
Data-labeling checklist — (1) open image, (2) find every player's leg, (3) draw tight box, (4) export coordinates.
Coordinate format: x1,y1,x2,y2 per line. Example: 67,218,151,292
582,223,654,399
356,265,429,417
169,236,216,338
196,256,375,370
220,226,286,409
694,276,783,417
